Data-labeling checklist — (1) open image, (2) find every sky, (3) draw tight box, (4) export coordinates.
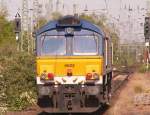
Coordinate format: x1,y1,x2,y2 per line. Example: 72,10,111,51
1,0,146,19
0,0,148,43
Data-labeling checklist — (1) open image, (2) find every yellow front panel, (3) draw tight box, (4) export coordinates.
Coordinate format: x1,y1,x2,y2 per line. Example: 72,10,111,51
40,65,54,73
36,56,103,77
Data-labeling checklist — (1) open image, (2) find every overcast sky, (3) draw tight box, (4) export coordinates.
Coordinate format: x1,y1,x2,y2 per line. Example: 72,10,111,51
1,0,148,43
2,0,146,19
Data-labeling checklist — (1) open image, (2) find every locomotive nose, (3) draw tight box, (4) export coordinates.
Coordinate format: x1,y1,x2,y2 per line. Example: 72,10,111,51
37,57,103,77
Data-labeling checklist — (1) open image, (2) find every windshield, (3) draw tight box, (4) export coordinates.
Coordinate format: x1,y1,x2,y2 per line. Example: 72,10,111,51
41,36,66,55
73,36,98,55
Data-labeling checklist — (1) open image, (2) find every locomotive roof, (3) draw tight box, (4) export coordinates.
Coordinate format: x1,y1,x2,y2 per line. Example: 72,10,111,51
36,16,105,37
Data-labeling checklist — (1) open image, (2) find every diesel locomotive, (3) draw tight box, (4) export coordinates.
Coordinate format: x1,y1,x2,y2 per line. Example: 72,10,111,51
35,15,112,113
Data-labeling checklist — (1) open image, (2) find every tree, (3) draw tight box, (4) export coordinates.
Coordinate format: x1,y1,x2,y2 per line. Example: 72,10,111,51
0,8,36,112
0,9,15,44
38,17,47,28
51,12,62,20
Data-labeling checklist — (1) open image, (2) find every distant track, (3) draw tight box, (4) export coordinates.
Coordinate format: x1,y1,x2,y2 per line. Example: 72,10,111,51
112,73,131,93
112,66,134,93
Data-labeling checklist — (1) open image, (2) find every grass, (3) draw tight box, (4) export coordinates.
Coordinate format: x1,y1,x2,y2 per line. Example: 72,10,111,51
138,64,150,73
134,85,143,94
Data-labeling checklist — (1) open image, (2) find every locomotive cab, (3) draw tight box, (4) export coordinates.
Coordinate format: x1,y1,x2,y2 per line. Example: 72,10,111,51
35,16,112,113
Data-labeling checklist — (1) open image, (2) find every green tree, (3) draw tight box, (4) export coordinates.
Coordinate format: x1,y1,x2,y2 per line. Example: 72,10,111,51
38,17,47,28
0,8,36,112
79,14,97,24
51,11,62,20
0,49,36,111
0,10,15,44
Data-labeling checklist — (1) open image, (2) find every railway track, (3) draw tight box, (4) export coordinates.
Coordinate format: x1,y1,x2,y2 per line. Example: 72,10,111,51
112,69,133,93
93,68,134,115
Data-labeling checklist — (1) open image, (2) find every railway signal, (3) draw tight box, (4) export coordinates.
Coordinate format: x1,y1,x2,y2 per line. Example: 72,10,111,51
15,12,21,51
15,12,21,34
144,17,150,41
144,17,150,68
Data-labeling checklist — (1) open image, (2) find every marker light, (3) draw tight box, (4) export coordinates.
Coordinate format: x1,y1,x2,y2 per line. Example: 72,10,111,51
65,27,74,35
47,73,54,80
86,73,92,80
86,73,99,80
93,73,99,80
67,68,72,76
40,73,47,80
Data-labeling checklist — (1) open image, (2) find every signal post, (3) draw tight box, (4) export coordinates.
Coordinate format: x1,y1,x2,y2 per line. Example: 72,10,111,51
14,12,21,51
144,17,150,69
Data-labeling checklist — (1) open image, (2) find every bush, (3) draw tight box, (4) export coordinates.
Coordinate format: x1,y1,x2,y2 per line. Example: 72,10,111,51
0,44,37,111
0,9,36,112
134,85,143,93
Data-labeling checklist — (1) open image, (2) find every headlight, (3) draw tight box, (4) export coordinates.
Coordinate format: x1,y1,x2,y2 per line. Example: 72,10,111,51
93,73,99,80
86,73,93,80
87,86,100,95
47,73,54,80
40,71,54,81
86,73,99,80
65,27,74,35
40,73,47,80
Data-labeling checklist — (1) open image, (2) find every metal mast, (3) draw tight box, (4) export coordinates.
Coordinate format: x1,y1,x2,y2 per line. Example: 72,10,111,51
45,0,53,20
145,0,150,68
32,0,41,52
146,0,150,15
0,0,4,10
22,0,29,31
33,0,39,29
73,4,77,15
56,0,59,12
21,0,29,52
